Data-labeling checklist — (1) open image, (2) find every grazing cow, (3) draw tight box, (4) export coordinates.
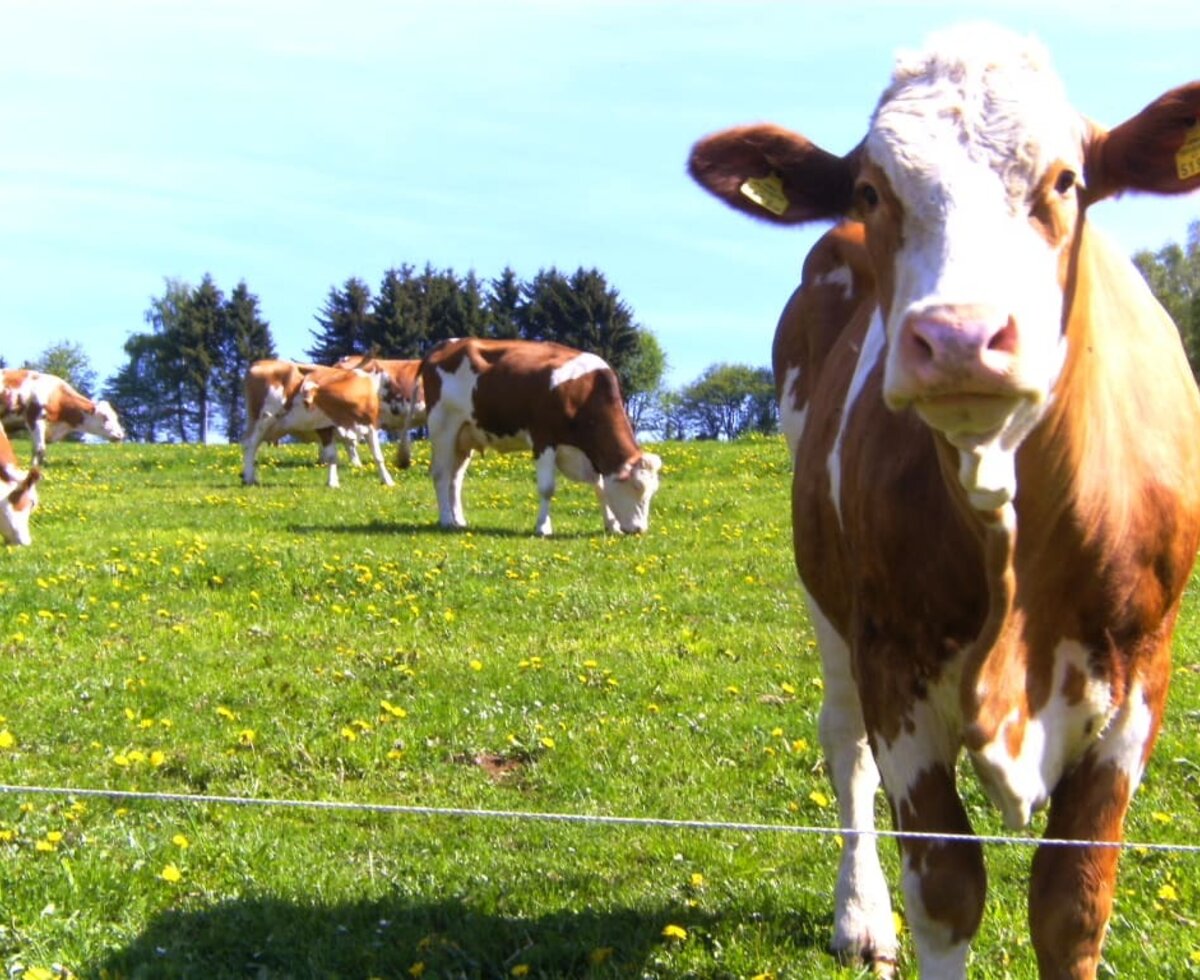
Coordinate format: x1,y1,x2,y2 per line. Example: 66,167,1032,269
241,359,394,488
404,338,661,535
1,369,125,465
0,425,40,546
333,354,427,461
689,24,1200,979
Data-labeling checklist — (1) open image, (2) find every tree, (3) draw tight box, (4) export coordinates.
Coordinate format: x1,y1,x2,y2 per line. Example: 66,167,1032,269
623,331,668,434
520,267,643,393
307,278,373,363
216,281,275,442
485,267,523,339
679,363,776,440
1133,219,1200,378
27,341,97,396
141,278,196,442
371,265,425,358
104,334,173,443
178,274,225,443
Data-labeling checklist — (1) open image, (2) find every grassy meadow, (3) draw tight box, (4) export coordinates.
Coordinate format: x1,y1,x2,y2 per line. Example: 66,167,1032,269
1,436,1199,979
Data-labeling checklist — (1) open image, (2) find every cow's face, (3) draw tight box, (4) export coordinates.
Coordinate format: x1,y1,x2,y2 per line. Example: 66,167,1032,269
0,465,40,546
91,400,126,442
602,453,662,534
858,31,1084,508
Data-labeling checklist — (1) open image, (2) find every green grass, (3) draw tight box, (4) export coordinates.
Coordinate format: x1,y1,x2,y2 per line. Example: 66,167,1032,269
1,437,1199,979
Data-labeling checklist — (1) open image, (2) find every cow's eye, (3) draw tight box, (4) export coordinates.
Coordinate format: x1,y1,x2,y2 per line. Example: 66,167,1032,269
856,182,880,211
1054,169,1076,195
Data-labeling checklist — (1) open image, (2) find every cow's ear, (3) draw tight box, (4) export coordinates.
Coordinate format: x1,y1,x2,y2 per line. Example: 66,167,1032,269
1083,82,1200,205
688,125,859,225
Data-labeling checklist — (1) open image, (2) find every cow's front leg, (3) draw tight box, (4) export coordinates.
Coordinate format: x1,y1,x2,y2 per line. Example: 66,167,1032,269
363,425,393,487
534,447,556,536
871,689,985,979
807,597,898,973
30,418,48,467
433,446,471,528
1030,677,1163,979
241,418,276,485
317,431,341,488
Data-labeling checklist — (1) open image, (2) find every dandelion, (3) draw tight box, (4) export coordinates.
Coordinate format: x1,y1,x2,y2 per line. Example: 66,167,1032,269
380,700,407,718
150,750,167,767
809,790,830,808
690,872,705,887
341,727,358,742
511,966,530,977
541,737,556,750
35,839,56,852
159,863,183,883
1159,883,1179,902
771,727,784,737
1151,811,1173,824
238,729,256,747
780,682,797,695
0,730,15,750
216,706,236,721
661,924,687,941
46,831,63,844
409,963,426,978
172,834,190,849
469,659,483,671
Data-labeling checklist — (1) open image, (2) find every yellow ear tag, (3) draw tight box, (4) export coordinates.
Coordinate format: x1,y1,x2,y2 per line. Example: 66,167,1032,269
1177,121,1200,181
739,172,790,216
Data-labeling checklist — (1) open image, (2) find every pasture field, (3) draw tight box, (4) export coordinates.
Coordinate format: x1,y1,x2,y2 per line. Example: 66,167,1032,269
1,437,1199,979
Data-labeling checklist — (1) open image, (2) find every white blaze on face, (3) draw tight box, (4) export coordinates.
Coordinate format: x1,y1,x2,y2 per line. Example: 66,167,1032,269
869,25,1081,506
550,352,610,389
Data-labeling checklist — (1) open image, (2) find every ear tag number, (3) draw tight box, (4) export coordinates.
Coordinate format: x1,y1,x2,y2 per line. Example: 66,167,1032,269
1177,122,1200,181
739,173,789,215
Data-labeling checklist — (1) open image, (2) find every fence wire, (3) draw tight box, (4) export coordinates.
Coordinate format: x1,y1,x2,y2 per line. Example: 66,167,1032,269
3,782,1199,854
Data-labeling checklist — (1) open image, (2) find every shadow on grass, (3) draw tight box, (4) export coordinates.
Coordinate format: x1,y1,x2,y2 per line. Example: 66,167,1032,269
287,520,601,541
95,895,834,978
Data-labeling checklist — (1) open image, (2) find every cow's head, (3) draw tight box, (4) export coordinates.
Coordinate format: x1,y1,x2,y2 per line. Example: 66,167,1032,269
0,464,40,546
689,23,1200,510
88,400,126,443
602,453,663,533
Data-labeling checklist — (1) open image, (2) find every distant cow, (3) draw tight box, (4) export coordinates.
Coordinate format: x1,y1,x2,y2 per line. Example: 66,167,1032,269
1,369,125,465
333,354,426,441
0,425,40,546
241,359,394,488
404,338,661,535
689,23,1200,978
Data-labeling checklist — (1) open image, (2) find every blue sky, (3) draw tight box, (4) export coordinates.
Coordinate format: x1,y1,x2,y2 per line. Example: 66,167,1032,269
3,0,1199,393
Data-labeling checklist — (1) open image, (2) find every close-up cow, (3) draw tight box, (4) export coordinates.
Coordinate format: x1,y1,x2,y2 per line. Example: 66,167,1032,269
403,337,662,536
689,22,1200,980
0,424,40,546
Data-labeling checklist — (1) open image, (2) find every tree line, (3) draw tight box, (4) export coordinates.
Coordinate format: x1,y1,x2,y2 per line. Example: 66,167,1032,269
3,263,780,444
9,223,1197,447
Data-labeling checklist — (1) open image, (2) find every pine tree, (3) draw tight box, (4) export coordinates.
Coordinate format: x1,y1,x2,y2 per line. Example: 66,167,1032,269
307,278,373,363
218,281,275,441
178,274,225,443
371,265,425,358
486,267,524,339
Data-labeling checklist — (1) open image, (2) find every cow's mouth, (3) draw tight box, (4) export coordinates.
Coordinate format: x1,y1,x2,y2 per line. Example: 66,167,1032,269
913,393,1019,445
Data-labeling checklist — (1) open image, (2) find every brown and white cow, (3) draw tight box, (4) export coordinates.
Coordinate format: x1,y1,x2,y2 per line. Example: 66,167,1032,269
241,359,394,488
689,24,1200,979
1,369,125,465
333,354,426,436
0,424,40,546
403,338,661,535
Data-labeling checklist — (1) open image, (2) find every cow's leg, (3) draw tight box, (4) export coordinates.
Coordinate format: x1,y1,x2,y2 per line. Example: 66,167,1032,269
432,443,471,528
343,433,364,467
1029,676,1163,978
870,677,985,979
316,430,340,488
29,418,47,467
363,425,394,487
806,596,897,972
535,447,557,536
241,418,274,485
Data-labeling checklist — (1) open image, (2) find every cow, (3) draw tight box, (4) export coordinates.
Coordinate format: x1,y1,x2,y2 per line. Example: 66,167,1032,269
0,424,40,546
1,369,125,465
402,338,661,535
333,354,427,463
688,23,1200,979
241,359,394,488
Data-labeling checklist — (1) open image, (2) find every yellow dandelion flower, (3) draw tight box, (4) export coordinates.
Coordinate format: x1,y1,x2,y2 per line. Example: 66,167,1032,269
160,863,183,883
541,737,556,749
469,659,483,671
150,750,167,767
216,706,236,721
341,727,358,742
781,682,797,695
113,754,131,768
46,831,63,843
1159,883,1179,902
809,790,830,808
690,872,705,887
35,839,56,852
172,834,190,849
661,923,687,941
511,966,530,977
409,963,426,978
771,727,784,737
23,969,54,980
238,729,256,746
0,730,15,750
589,947,614,965
1152,811,1173,824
